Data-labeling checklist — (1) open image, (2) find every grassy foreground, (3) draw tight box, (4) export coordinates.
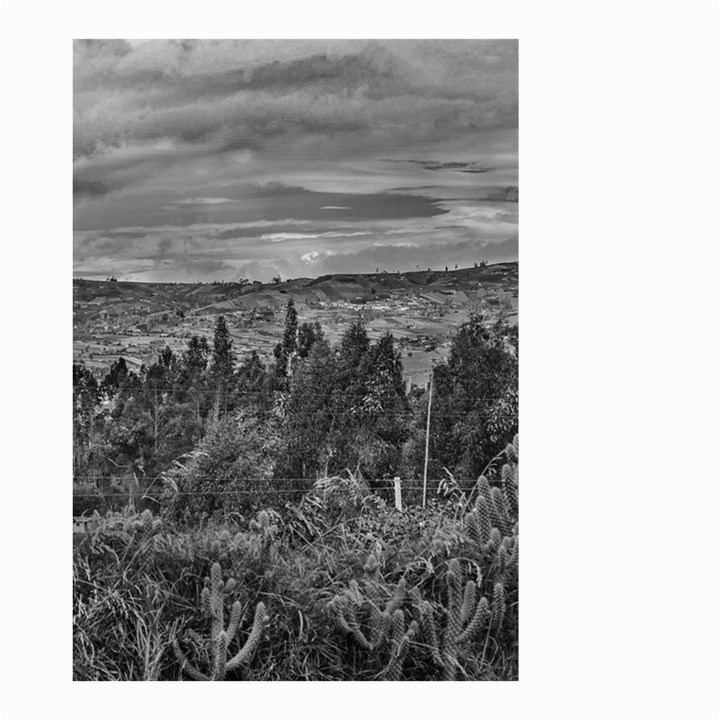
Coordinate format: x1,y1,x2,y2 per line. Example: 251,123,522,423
73,438,518,681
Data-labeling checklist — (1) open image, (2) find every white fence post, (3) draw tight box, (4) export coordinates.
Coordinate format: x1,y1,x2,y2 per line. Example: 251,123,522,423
393,476,403,511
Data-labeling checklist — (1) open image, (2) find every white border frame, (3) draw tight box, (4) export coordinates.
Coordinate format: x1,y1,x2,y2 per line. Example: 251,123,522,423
2,2,719,719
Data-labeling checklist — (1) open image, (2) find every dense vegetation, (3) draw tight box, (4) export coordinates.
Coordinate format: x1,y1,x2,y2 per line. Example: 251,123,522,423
73,304,519,680
74,441,518,681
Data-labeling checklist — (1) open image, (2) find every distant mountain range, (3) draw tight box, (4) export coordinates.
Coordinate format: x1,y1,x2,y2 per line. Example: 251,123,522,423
73,262,518,314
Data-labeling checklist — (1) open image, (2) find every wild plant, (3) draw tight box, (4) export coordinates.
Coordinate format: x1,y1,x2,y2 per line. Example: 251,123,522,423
327,575,418,680
74,436,520,681
413,558,492,680
172,562,270,680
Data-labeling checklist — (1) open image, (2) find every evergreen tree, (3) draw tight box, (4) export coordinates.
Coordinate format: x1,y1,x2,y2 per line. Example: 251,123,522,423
272,298,300,385
102,357,131,397
177,335,212,422
278,338,339,478
282,298,298,359
363,333,406,401
339,317,370,372
352,333,409,479
297,321,324,359
74,361,100,406
232,350,270,413
211,316,234,380
325,319,370,472
160,345,176,370
236,350,267,394
183,335,210,375
73,362,102,481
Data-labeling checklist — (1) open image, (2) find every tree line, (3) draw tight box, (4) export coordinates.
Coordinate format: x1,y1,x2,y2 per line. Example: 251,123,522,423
73,299,517,519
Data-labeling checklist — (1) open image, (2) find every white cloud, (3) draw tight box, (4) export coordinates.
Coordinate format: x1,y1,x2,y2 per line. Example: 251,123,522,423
372,241,418,248
261,230,373,243
171,197,235,205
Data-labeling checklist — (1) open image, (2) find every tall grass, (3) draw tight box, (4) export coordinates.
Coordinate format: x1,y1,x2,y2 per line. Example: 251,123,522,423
73,438,519,681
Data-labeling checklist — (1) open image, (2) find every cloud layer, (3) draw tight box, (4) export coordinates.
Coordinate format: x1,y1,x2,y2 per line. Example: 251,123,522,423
74,40,518,281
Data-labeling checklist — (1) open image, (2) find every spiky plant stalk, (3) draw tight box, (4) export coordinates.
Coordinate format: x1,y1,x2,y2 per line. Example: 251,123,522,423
382,609,418,681
329,578,408,652
419,601,444,667
421,559,491,680
491,582,506,631
510,535,519,568
330,580,385,651
477,476,492,506
172,562,269,681
489,487,510,534
503,464,519,518
249,510,278,563
333,597,376,650
464,511,481,545
475,497,492,544
329,577,419,679
506,435,518,463
487,527,503,554
497,544,508,574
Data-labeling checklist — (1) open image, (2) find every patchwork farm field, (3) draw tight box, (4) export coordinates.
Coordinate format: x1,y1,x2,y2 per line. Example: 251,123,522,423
74,262,517,386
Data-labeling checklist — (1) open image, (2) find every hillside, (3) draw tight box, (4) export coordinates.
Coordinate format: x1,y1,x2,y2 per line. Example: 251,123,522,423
74,262,518,385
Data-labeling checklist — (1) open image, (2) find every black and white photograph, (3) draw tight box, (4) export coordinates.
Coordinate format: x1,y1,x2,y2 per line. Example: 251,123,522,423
72,39,519,681
2,1,718,717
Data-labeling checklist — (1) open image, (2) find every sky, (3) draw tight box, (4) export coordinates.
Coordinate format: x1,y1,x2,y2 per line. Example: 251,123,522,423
74,39,518,283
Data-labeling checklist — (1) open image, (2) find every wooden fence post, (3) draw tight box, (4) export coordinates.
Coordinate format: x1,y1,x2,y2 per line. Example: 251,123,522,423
393,476,403,512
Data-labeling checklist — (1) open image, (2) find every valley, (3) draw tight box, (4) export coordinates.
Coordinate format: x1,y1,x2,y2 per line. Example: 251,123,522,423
74,261,518,387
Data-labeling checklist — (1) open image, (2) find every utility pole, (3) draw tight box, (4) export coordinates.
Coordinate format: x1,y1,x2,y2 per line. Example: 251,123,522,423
422,365,434,508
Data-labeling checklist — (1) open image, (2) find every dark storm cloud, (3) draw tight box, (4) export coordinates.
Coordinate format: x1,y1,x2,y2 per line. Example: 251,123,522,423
74,182,446,232
481,186,519,202
383,159,495,173
74,40,517,167
73,178,110,199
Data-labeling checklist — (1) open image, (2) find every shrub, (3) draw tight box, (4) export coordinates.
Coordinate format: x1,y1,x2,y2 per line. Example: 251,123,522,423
161,411,282,525
73,435,519,681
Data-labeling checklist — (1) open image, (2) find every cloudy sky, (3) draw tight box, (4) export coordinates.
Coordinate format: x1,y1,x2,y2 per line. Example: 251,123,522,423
74,39,517,283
